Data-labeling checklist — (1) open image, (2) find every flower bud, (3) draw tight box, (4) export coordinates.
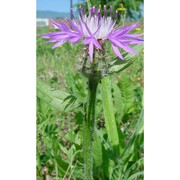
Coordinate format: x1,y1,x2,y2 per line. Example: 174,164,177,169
79,42,110,81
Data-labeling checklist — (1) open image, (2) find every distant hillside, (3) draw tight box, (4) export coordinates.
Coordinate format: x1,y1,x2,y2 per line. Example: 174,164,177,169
37,10,78,19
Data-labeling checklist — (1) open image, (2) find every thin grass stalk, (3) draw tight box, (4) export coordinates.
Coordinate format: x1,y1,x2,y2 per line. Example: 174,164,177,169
83,78,98,180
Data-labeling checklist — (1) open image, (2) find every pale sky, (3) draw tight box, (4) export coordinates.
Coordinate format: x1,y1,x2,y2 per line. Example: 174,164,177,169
37,0,80,12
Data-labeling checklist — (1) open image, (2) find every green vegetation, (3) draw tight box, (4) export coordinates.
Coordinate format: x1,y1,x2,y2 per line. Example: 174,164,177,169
36,25,144,179
85,0,143,21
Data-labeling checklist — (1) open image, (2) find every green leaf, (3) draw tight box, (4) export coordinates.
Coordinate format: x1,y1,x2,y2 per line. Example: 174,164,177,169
93,131,103,167
127,171,144,180
62,150,82,179
124,44,144,60
86,0,93,9
37,99,51,119
109,58,136,74
95,127,112,152
102,145,115,179
37,78,81,112
109,44,144,74
120,109,144,159
63,94,77,111
118,75,135,114
124,158,144,180
111,165,123,180
101,77,120,153
65,73,87,103
112,82,124,124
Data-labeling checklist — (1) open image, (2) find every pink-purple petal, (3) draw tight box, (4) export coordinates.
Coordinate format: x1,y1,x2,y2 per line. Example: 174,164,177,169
83,37,91,44
92,38,102,49
39,6,143,63
39,32,62,38
68,36,81,43
89,41,94,62
129,40,144,44
50,20,62,29
111,43,124,60
82,21,93,36
110,38,137,55
66,18,82,35
125,33,144,38
42,39,58,44
52,40,67,49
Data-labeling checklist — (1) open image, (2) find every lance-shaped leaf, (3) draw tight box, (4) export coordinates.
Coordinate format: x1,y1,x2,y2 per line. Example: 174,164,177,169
101,77,120,154
109,44,144,74
37,79,81,112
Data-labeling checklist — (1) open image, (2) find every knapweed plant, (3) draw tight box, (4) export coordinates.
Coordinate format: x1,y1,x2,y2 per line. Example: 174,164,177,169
39,4,143,180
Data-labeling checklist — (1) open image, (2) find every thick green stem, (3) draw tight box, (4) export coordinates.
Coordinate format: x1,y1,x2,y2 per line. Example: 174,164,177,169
83,78,98,180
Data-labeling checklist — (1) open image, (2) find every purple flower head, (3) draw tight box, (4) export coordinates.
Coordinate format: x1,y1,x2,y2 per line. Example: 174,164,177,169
40,5,143,62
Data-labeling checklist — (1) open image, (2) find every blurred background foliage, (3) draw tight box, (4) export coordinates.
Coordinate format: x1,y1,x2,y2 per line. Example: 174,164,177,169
76,0,144,21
